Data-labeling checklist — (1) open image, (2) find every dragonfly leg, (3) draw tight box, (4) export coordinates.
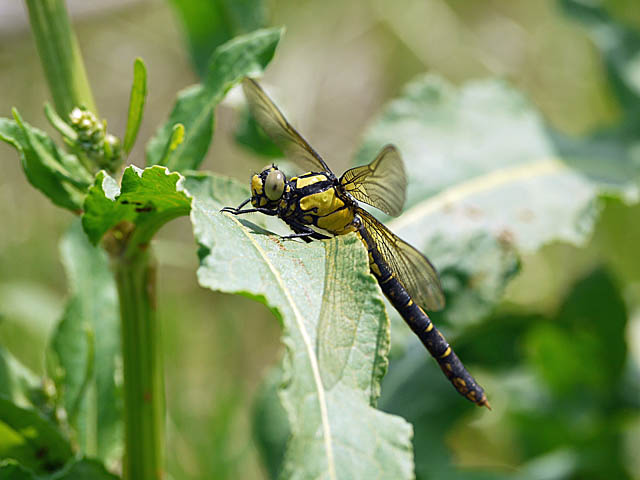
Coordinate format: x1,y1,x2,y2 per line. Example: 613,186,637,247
220,201,278,217
283,221,330,242
220,198,251,214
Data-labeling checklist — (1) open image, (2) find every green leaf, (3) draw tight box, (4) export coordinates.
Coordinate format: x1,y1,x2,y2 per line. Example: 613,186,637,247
50,458,119,479
147,85,213,170
525,268,627,398
0,397,72,474
560,0,640,111
123,58,147,155
356,74,639,329
352,73,639,479
235,107,283,158
252,367,290,479
0,347,40,406
506,267,633,480
81,165,192,246
49,219,120,461
146,27,283,171
168,0,267,77
186,173,414,480
0,458,119,480
0,111,92,211
0,461,36,479
44,103,78,143
158,123,185,165
379,341,480,480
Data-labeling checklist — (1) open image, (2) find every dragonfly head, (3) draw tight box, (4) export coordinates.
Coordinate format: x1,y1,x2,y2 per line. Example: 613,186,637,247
251,165,286,209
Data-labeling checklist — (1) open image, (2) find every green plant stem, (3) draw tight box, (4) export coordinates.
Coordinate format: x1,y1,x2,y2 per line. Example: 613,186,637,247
113,246,165,480
24,0,96,116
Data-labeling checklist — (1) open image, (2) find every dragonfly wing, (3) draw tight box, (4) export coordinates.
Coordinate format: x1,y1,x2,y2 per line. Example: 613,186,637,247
358,208,445,311
242,78,332,174
340,145,407,217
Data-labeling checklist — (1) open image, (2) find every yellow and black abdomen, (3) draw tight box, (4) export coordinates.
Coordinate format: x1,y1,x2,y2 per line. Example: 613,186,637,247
356,224,489,408
285,172,356,235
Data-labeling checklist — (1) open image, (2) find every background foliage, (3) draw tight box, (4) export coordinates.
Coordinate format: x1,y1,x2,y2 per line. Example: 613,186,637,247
0,0,639,479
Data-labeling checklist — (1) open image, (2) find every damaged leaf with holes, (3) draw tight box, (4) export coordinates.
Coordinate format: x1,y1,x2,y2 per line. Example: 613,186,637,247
81,165,192,247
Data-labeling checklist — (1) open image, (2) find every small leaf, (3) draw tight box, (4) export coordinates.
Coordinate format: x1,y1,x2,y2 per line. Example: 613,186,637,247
168,0,267,77
0,347,40,406
0,111,92,211
146,27,283,171
147,85,212,170
44,104,78,143
159,123,185,165
186,173,414,479
0,397,72,474
49,219,120,461
123,58,147,154
82,165,192,246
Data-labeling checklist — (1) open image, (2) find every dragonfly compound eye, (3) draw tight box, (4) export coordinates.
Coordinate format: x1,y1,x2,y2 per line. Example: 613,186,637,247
265,169,285,201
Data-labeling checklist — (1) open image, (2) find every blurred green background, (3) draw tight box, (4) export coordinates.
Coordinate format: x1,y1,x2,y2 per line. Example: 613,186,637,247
1,0,639,479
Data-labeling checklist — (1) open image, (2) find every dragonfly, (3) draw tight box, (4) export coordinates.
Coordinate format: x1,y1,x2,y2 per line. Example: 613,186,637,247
222,78,489,408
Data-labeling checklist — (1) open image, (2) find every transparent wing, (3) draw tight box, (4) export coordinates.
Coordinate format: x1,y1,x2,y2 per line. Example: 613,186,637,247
358,208,445,311
340,145,407,216
242,78,332,174
316,239,362,390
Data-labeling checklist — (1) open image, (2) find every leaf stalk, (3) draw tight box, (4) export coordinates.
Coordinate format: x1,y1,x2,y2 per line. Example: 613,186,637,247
24,0,97,116
112,245,165,480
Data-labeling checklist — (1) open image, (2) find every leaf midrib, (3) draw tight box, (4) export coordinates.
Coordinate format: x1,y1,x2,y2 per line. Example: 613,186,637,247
391,157,565,231
221,212,337,480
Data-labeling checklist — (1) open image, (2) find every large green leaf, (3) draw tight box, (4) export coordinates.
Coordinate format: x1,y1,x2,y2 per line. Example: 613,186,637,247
382,266,636,480
82,165,192,246
48,219,120,461
0,398,72,474
146,27,283,171
186,173,414,480
353,69,639,479
168,0,267,77
0,111,91,211
355,74,638,329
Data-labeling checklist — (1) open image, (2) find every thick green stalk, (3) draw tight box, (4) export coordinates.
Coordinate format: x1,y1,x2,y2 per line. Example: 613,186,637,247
113,246,165,480
24,0,96,116
24,1,165,476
